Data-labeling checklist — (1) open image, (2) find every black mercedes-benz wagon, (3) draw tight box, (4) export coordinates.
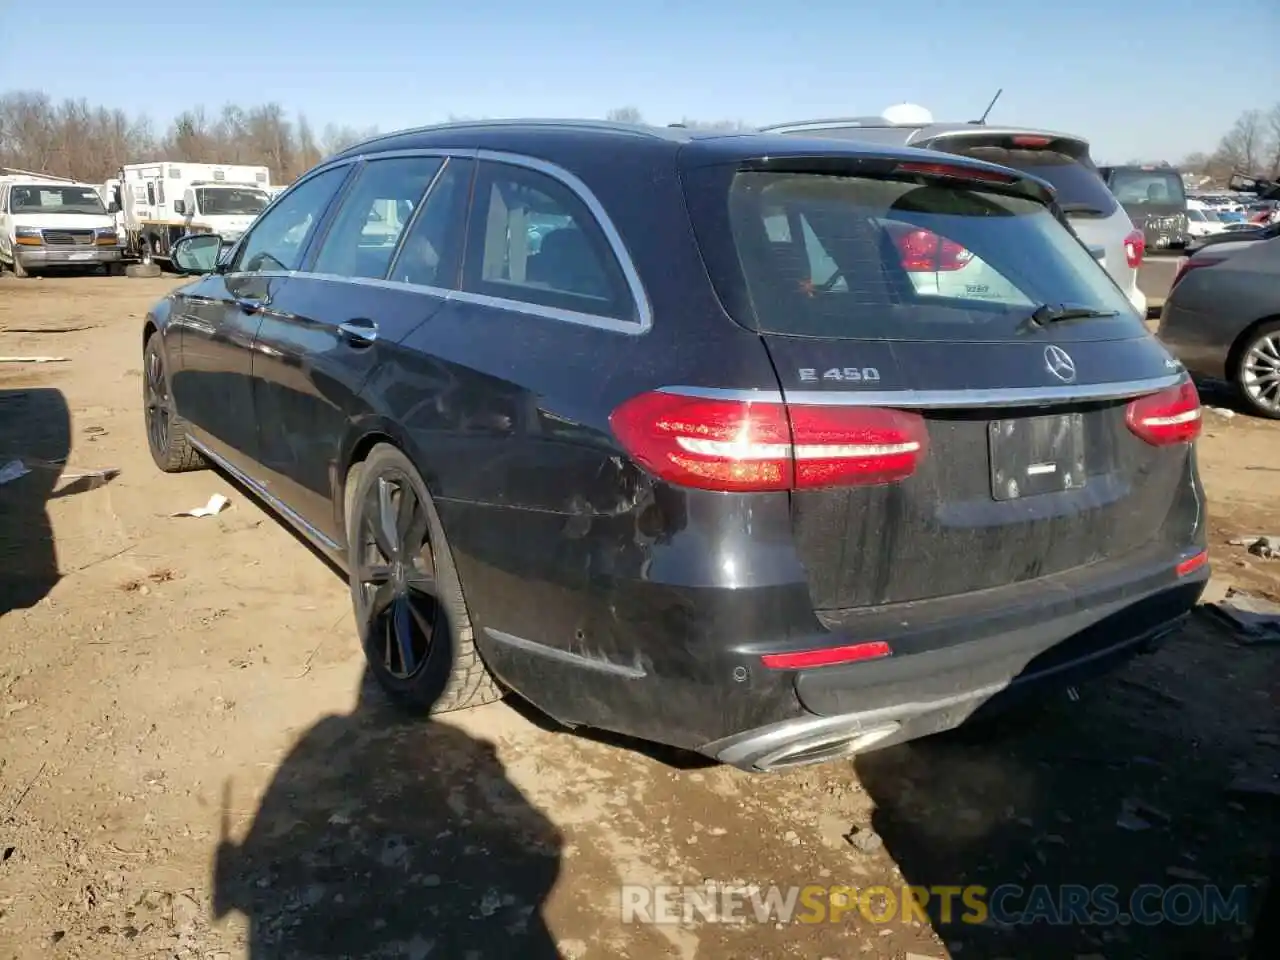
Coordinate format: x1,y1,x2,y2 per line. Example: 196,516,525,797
142,119,1209,771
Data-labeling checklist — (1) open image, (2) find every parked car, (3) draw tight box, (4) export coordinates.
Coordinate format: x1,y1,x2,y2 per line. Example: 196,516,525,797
1185,199,1228,239
1186,220,1280,254
759,114,1150,316
1097,164,1190,251
1158,235,1280,418
142,120,1209,772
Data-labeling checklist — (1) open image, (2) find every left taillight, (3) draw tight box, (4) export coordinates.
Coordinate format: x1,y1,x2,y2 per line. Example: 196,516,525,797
608,391,929,493
1125,380,1202,446
1123,229,1145,269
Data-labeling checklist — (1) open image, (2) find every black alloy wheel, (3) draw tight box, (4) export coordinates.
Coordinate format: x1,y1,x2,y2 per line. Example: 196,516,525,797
353,470,439,680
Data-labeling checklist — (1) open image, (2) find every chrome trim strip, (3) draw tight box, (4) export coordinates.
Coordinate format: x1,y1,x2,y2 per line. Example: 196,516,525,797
483,627,647,679
188,437,341,553
660,373,1185,409
476,149,654,334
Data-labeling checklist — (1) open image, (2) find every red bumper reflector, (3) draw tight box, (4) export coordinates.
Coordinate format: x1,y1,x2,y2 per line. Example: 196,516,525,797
760,640,892,670
1175,550,1209,578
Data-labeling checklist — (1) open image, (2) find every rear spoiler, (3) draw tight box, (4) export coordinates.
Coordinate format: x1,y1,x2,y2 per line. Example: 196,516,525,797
728,152,1059,210
1228,174,1280,201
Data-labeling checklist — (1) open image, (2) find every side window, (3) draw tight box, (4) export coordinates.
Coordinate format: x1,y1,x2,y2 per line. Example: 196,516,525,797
387,157,473,288
232,166,348,274
146,182,156,206
311,156,444,280
462,161,635,321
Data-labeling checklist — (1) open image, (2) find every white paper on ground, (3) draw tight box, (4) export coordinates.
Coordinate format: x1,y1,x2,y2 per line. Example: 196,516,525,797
172,493,230,518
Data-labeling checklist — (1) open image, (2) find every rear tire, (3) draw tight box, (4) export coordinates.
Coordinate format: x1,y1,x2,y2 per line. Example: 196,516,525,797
1235,320,1280,420
127,262,162,279
346,444,501,715
143,333,206,473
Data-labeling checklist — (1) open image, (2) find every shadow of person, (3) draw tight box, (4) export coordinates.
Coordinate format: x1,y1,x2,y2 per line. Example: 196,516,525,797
212,668,564,959
0,387,71,617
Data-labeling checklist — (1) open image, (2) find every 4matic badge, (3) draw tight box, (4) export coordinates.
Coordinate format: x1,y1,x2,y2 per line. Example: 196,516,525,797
798,367,881,383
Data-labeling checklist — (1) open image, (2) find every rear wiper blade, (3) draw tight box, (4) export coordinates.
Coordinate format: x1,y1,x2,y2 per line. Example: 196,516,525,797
1022,303,1119,329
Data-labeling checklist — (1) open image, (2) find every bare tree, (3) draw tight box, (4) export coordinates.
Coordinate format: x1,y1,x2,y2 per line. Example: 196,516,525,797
605,106,644,125
1215,109,1266,176
674,117,754,131
1267,102,1280,178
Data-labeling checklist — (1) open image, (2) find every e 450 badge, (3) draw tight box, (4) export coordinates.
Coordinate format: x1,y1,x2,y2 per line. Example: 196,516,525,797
798,367,881,383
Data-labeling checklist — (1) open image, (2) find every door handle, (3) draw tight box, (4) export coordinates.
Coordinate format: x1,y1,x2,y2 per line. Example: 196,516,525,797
338,319,378,346
235,298,264,314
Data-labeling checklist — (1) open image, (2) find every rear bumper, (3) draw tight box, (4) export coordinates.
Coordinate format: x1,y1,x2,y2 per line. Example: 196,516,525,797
16,246,121,268
702,560,1206,771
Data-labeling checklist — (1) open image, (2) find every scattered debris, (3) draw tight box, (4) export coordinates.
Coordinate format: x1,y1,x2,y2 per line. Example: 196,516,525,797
0,356,69,363
1228,535,1280,560
1205,589,1280,644
1225,776,1280,800
0,459,30,485
1166,865,1211,882
1118,677,1185,706
54,467,120,496
845,826,884,854
1206,406,1236,419
172,494,230,518
1116,796,1170,832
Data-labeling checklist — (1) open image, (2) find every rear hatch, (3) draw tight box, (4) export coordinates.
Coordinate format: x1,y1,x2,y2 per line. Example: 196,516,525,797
917,131,1143,295
682,154,1197,612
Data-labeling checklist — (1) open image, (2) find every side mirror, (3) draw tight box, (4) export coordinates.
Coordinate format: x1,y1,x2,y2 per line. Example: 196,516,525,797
171,234,225,276
173,199,187,216
106,201,119,214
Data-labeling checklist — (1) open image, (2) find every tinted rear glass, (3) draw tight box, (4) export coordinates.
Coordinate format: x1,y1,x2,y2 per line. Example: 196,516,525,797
929,141,1119,216
1106,168,1187,206
684,168,1136,341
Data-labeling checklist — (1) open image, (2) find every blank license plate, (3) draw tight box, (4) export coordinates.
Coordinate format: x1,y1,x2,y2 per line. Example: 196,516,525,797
68,252,94,261
988,413,1086,501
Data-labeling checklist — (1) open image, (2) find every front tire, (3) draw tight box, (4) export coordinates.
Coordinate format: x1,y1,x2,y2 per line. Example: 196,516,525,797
143,334,206,472
346,444,501,715
1236,320,1280,420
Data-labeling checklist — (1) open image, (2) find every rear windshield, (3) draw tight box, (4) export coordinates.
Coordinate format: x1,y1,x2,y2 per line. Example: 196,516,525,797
684,168,1135,340
1106,168,1187,206
931,142,1119,217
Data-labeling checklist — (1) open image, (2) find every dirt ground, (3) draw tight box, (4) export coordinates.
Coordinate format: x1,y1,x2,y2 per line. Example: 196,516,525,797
1,274,1277,960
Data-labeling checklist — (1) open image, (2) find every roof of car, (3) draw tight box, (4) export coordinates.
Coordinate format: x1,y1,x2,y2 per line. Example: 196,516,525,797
330,118,1056,180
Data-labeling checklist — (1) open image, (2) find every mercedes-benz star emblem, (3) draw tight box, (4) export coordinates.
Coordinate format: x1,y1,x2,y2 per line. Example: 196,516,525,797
1044,345,1077,383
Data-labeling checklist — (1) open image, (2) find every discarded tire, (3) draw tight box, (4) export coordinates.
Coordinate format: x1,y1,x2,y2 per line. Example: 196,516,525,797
126,262,162,279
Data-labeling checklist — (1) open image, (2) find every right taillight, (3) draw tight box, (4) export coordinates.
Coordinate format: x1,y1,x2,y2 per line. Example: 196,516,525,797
1124,229,1145,269
1125,380,1202,446
608,391,929,492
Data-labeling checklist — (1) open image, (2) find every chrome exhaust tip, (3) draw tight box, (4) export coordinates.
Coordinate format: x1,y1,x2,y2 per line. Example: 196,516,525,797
751,722,902,773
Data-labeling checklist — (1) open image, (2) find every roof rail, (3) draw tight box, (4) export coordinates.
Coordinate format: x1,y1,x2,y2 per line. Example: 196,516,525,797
338,118,673,155
757,116,894,133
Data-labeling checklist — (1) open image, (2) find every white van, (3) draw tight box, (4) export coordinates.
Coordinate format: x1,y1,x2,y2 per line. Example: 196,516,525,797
0,177,122,277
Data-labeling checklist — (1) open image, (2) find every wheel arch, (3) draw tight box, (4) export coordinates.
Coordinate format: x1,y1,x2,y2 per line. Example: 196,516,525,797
335,416,440,547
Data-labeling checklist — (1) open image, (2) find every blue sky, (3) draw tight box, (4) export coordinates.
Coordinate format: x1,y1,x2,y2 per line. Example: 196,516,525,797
2,0,1276,162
